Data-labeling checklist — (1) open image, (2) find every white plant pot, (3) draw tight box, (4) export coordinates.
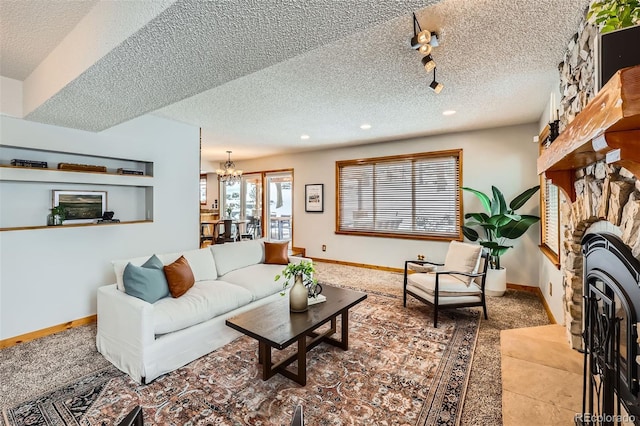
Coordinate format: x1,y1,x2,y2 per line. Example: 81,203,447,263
485,267,506,297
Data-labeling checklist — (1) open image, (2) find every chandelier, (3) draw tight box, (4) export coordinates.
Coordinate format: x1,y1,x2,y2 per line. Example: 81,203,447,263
216,151,243,185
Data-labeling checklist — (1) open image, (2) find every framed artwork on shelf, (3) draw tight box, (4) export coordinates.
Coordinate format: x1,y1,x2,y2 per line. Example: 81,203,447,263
53,190,107,223
305,184,323,213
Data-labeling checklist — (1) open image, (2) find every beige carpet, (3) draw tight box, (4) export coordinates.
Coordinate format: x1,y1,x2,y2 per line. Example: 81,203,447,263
0,261,549,424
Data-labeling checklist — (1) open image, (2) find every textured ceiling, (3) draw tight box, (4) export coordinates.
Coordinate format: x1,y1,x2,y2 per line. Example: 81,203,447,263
0,0,98,80
1,0,590,167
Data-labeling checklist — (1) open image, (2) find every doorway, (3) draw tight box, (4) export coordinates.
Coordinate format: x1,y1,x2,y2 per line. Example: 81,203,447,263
219,170,293,242
265,171,293,242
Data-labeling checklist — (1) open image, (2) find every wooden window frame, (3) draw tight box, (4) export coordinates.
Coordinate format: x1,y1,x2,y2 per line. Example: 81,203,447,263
540,173,560,268
335,149,463,241
200,174,207,205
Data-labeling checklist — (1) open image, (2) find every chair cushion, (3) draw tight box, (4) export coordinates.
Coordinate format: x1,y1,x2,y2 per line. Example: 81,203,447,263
220,263,289,300
164,256,195,298
442,241,482,285
407,262,437,273
407,272,482,297
122,255,170,303
153,280,253,335
406,284,482,306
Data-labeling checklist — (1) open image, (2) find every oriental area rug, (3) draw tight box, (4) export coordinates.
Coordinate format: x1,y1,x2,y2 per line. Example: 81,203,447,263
2,285,479,426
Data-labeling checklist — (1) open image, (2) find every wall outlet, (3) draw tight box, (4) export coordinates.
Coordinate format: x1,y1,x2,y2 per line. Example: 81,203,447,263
322,244,326,252
549,281,553,296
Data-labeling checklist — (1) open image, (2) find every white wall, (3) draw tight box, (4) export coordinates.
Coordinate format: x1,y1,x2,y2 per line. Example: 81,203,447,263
0,76,23,118
0,114,200,339
539,253,564,323
205,173,219,210
537,80,565,324
237,123,541,287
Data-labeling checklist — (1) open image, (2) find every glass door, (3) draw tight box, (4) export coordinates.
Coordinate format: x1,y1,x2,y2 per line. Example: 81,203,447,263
265,172,292,242
242,174,262,238
221,181,241,219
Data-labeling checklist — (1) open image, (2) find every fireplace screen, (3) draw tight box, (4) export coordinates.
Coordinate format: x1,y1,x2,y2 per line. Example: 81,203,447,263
579,233,639,425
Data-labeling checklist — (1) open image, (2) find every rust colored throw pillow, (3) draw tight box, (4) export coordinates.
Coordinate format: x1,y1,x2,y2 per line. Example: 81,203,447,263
164,255,195,298
264,241,290,265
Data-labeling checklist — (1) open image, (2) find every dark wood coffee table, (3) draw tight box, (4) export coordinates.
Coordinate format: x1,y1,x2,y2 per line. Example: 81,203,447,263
225,285,367,386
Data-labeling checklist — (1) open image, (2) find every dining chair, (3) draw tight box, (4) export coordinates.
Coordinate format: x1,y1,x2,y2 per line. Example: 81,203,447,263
216,219,237,244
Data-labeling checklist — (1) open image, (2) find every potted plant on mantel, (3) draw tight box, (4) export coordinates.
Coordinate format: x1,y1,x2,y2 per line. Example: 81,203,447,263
588,0,639,34
275,260,319,312
587,0,640,90
461,185,540,296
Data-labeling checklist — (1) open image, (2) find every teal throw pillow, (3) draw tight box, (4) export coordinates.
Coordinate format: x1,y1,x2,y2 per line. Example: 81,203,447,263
123,255,170,303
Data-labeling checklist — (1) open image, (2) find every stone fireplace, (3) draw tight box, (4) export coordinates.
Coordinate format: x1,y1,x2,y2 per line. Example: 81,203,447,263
537,12,640,422
545,62,640,422
539,16,640,351
559,162,640,349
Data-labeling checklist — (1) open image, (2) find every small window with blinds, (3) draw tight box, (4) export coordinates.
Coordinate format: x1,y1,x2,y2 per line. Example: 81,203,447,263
336,149,462,240
541,177,560,263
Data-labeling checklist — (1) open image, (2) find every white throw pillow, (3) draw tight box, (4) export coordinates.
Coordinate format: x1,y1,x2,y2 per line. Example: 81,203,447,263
442,241,482,286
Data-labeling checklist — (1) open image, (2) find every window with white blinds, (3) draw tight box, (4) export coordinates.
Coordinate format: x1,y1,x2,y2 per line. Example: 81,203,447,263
542,178,560,256
336,150,462,240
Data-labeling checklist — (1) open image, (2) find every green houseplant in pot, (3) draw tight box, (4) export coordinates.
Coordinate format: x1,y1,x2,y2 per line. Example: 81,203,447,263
587,0,640,90
275,260,318,312
587,0,640,33
48,205,68,226
461,185,540,296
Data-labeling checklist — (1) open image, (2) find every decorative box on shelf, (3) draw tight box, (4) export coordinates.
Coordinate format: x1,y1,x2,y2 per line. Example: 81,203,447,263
10,159,47,168
97,219,121,224
58,162,107,173
117,168,144,175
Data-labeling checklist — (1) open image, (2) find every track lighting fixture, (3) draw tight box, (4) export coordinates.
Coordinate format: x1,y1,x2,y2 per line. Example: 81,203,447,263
411,13,438,54
430,68,443,94
422,55,436,72
418,43,432,55
411,12,443,90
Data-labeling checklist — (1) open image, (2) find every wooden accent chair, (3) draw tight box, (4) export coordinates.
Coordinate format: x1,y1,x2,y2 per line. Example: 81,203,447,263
403,241,489,327
290,405,304,426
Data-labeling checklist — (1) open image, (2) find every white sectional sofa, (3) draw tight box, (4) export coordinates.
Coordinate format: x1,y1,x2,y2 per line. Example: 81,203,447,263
96,239,308,383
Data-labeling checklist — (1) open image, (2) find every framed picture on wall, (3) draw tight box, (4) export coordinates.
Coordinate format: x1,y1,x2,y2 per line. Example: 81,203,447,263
53,190,107,223
305,184,323,213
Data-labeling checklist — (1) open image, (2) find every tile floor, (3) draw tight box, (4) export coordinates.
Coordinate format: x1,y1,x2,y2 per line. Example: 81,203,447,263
501,324,584,426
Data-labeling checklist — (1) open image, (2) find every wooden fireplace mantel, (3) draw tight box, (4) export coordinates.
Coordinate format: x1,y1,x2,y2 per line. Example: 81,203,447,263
537,65,640,201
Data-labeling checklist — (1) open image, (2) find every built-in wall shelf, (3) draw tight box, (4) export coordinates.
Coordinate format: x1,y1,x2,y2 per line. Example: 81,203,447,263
0,145,155,229
0,220,153,232
0,165,154,186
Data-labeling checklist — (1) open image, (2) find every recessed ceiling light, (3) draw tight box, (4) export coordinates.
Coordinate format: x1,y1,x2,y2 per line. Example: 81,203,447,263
442,110,456,116
360,124,372,130
300,134,310,140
